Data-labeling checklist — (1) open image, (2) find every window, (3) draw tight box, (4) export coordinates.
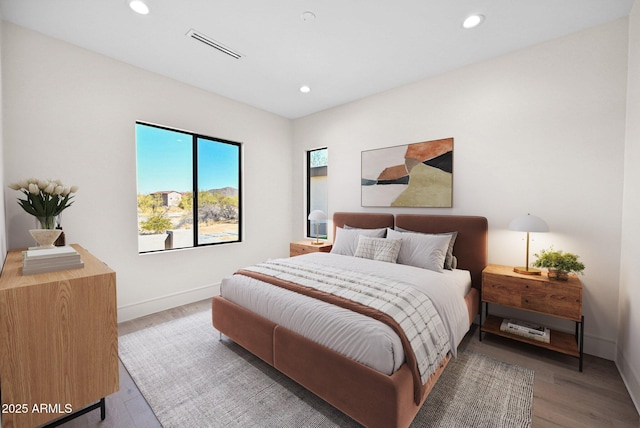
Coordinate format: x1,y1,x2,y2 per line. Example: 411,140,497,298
136,122,242,253
307,148,328,239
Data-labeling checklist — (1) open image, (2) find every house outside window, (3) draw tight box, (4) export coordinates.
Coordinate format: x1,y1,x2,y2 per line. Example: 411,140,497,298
136,122,242,253
307,148,328,239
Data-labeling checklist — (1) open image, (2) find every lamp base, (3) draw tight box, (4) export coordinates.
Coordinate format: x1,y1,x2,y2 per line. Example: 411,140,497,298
513,266,542,275
310,241,325,245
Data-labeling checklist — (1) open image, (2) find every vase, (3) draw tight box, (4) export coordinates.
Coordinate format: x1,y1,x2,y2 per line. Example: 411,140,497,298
548,269,569,281
29,229,62,249
36,216,56,230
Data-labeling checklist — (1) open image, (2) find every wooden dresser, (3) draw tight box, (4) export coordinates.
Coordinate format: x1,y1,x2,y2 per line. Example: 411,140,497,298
0,244,119,428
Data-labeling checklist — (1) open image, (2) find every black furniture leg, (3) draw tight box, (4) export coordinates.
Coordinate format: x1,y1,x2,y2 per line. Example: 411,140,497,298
579,315,584,372
479,302,487,341
42,398,106,427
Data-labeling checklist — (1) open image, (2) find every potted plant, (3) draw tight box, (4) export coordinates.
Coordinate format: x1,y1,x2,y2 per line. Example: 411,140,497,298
533,247,585,280
8,178,78,228
8,178,78,248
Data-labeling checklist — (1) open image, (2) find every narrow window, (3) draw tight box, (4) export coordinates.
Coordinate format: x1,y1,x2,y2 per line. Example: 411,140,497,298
306,148,328,239
136,122,242,253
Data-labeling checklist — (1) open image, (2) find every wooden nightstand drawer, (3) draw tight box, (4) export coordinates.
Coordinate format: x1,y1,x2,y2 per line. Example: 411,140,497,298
482,274,525,307
521,286,581,321
483,268,582,321
290,241,332,257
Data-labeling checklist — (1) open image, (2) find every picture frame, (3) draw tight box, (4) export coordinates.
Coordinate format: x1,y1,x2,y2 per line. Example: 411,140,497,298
361,138,453,207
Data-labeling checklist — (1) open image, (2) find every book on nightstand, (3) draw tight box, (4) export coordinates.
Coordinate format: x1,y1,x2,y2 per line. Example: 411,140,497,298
500,318,550,343
22,246,84,275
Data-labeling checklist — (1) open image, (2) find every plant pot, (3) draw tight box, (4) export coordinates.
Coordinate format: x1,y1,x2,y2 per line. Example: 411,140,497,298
547,269,569,281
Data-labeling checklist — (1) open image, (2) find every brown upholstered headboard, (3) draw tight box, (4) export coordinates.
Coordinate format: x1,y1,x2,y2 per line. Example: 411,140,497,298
333,212,394,234
395,214,487,290
332,212,488,290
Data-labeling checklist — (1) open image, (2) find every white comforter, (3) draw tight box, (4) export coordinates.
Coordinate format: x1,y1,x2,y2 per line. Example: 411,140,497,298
220,252,470,376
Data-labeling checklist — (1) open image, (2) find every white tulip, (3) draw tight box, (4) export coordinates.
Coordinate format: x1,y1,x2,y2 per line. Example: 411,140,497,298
61,186,71,196
54,179,63,186
54,185,64,195
8,182,21,190
18,179,29,189
44,183,55,194
37,179,49,190
70,185,79,193
28,183,39,194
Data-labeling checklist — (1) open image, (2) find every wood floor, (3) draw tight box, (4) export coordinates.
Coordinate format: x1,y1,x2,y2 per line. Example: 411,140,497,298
62,299,639,428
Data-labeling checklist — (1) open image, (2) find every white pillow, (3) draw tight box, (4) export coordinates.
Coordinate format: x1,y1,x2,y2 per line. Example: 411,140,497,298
354,236,402,263
395,227,458,270
386,228,452,273
330,227,387,256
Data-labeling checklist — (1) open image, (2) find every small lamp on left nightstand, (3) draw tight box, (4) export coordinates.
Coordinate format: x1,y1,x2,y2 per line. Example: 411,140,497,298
509,213,549,275
308,210,327,245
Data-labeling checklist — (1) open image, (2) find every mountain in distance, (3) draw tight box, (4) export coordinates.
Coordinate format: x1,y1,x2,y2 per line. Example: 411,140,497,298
207,187,238,197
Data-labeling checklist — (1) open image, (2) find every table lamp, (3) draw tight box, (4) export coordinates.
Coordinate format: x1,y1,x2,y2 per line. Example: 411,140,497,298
308,210,327,245
509,213,549,275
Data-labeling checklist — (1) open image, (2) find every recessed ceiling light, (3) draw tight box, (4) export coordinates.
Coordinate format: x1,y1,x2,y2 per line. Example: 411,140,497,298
300,85,311,94
463,14,484,29
129,0,150,15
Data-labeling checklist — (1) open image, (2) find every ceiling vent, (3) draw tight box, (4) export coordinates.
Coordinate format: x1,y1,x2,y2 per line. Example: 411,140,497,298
186,29,243,60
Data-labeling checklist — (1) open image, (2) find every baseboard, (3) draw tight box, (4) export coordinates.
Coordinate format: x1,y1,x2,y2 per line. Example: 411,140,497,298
117,282,220,322
617,348,640,415
584,333,617,361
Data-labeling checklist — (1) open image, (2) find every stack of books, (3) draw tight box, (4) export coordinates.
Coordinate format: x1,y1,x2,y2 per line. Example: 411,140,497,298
500,318,550,343
22,246,84,275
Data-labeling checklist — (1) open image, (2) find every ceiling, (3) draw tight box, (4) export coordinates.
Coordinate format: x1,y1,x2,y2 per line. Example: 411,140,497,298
0,0,634,119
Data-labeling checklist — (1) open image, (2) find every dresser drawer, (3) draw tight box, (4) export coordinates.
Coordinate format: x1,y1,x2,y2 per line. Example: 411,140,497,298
483,272,582,321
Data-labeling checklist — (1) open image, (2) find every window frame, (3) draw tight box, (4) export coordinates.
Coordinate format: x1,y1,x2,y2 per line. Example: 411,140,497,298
306,147,328,239
136,121,242,253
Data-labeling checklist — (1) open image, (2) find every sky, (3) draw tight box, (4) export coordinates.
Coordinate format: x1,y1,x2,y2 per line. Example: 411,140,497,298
136,123,240,195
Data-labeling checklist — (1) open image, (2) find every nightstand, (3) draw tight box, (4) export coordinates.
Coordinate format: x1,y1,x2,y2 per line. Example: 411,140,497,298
480,264,584,371
290,240,333,257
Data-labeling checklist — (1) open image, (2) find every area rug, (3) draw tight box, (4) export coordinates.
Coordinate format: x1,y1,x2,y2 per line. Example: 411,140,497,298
119,309,533,427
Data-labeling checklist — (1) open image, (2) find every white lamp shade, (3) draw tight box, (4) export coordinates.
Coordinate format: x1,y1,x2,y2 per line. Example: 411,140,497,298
508,214,549,233
308,210,327,221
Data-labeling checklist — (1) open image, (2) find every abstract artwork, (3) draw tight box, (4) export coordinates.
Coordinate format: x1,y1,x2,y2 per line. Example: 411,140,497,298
361,138,453,207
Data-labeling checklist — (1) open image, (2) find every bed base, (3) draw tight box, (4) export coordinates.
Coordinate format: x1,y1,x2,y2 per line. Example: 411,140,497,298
214,296,450,428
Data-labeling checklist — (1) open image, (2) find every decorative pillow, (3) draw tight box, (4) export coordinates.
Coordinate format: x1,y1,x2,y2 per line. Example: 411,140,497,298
330,227,387,256
343,224,388,237
386,228,452,273
395,227,458,270
354,236,402,263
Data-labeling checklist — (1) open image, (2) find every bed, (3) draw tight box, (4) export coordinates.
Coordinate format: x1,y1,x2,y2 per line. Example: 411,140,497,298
211,212,488,428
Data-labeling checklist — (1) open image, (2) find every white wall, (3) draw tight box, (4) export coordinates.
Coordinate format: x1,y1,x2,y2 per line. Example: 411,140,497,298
2,23,293,321
293,19,629,360
619,0,640,411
